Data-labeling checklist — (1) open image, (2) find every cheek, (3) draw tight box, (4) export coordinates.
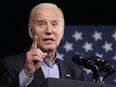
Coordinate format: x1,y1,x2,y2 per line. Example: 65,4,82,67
56,32,63,43
35,29,43,37
35,32,43,43
58,31,63,39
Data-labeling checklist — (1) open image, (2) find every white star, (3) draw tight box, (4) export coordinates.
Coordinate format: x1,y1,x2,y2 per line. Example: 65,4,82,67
63,41,73,52
112,30,116,41
114,79,116,83
102,41,113,52
95,52,103,58
83,42,93,52
83,68,92,75
113,53,116,61
72,31,83,41
92,30,102,41
57,52,64,60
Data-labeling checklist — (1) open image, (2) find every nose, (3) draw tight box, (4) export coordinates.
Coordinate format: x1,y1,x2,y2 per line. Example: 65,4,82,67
45,24,52,35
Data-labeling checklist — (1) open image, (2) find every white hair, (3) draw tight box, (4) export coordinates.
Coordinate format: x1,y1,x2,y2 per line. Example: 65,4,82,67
29,3,65,26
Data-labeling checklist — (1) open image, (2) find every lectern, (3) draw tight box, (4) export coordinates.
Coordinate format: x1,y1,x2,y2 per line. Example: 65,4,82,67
41,78,115,87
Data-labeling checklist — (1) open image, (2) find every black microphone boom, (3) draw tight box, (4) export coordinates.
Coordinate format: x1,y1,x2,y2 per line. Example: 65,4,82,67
72,54,99,73
89,55,116,81
101,60,115,80
72,54,116,83
72,53,85,65
89,55,104,72
72,54,101,83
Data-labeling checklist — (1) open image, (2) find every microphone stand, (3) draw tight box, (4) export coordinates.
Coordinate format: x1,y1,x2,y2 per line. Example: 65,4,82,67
91,65,103,84
92,66,115,84
92,71,101,83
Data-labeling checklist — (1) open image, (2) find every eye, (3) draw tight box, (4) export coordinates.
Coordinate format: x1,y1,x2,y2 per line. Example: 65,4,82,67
52,21,58,26
36,20,46,27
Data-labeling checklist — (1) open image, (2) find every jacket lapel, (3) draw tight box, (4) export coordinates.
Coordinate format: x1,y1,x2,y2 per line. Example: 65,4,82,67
57,59,72,79
28,67,45,87
29,59,73,87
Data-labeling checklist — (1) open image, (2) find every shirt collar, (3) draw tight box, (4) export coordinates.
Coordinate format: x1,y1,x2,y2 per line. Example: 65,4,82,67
42,51,64,67
43,52,59,67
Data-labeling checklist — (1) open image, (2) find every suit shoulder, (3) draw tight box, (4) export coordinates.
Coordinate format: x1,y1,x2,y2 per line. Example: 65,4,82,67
0,52,26,69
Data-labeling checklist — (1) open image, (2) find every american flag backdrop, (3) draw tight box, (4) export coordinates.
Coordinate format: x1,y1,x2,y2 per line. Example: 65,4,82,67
57,25,116,85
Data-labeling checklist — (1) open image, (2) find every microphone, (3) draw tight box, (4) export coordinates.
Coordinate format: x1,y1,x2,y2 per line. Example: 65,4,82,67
89,55,104,72
72,54,101,83
89,55,116,80
101,60,115,80
72,54,116,83
72,54,99,73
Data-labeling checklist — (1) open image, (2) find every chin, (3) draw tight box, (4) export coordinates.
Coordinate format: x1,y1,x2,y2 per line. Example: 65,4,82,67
40,44,56,52
44,47,56,52
46,48,54,51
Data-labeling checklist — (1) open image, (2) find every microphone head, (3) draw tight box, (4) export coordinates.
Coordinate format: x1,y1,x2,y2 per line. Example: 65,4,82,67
102,60,115,73
102,60,116,80
89,55,116,79
89,55,104,72
89,55,104,66
72,54,99,73
84,58,99,72
72,53,85,65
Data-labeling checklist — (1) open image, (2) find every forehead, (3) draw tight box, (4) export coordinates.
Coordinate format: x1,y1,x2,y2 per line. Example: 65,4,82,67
32,7,61,22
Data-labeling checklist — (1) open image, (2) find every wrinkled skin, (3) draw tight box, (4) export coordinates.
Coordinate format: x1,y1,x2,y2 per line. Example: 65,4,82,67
24,5,64,77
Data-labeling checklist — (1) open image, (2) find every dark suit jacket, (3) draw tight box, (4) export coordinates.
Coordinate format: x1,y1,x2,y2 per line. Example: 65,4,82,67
0,52,85,87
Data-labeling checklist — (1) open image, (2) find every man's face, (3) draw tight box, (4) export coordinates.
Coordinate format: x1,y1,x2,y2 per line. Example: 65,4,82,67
29,7,64,52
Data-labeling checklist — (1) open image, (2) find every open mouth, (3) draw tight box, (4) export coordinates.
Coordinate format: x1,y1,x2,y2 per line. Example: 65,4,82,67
43,38,54,41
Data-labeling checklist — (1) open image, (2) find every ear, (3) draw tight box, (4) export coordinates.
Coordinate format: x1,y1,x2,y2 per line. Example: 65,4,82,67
61,25,64,39
28,24,33,39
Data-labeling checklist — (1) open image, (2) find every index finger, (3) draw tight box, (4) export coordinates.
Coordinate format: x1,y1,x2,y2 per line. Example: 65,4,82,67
31,35,38,50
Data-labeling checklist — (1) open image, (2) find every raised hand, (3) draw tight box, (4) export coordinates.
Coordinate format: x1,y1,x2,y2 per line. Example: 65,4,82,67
24,35,47,77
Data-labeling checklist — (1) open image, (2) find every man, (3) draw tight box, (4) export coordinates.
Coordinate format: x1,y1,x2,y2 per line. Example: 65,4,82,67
0,3,85,87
